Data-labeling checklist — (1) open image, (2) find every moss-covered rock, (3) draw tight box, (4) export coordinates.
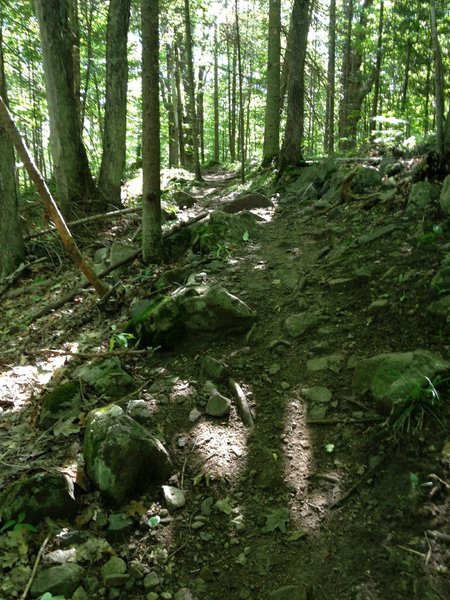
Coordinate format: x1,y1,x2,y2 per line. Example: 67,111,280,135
39,382,81,428
74,357,135,398
83,405,172,506
0,471,77,524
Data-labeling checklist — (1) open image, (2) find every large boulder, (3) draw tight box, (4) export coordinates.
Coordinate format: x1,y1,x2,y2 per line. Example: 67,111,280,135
30,564,85,598
349,167,382,194
74,357,135,398
407,181,439,212
222,193,273,213
288,159,337,202
352,350,450,413
0,471,77,524
128,284,255,348
193,210,261,254
440,174,450,215
83,405,172,505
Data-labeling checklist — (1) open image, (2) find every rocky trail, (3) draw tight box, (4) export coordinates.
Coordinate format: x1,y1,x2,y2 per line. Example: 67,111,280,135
0,160,449,600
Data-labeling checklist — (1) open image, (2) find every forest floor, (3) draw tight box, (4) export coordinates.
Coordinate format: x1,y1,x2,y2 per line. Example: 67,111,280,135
0,162,449,600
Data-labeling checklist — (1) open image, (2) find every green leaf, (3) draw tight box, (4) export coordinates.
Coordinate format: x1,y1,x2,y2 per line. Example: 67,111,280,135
325,443,335,453
148,516,161,528
214,497,233,515
242,230,249,242
261,507,289,533
0,519,16,533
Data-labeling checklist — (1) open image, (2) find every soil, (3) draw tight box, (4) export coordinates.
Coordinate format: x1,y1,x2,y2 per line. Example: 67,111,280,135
0,165,449,600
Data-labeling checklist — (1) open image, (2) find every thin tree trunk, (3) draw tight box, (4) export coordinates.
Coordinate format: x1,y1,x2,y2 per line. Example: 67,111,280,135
174,39,186,166
235,0,245,183
430,0,445,155
184,0,202,180
98,0,131,210
400,41,411,114
141,0,162,263
68,0,81,120
262,0,281,167
197,65,205,164
0,17,25,276
324,0,336,154
370,0,384,132
166,44,179,167
0,96,108,296
213,24,220,163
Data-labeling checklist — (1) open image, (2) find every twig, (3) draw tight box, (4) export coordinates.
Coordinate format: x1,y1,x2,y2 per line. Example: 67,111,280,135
426,530,450,544
20,534,50,600
306,417,383,425
397,544,426,558
26,348,157,360
228,378,254,428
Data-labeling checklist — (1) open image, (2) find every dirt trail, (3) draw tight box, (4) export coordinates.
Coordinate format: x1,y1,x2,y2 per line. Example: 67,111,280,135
0,168,449,600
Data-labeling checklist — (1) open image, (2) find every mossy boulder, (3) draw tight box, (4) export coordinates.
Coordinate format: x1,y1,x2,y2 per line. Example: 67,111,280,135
39,382,81,428
74,357,135,398
352,350,450,413
192,210,260,254
83,405,172,506
127,284,255,348
0,471,77,524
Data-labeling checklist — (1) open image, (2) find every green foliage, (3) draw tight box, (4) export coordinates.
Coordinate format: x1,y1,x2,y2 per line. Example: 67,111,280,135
388,376,446,435
108,332,135,352
40,593,66,600
0,512,38,534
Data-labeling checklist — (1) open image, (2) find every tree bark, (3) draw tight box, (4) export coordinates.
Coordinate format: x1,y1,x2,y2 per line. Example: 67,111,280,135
262,0,281,167
141,0,162,263
165,43,179,167
235,0,245,183
213,24,220,163
0,96,108,296
35,0,96,217
0,20,25,277
324,0,336,154
98,0,131,210
184,0,202,181
279,0,310,170
430,0,445,155
370,0,384,132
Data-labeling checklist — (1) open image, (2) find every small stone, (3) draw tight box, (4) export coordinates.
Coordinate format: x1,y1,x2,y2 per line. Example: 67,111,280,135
191,520,205,529
304,386,332,404
280,381,290,390
284,312,320,338
175,588,196,600
143,571,160,590
161,593,173,599
162,485,186,511
104,574,130,588
72,586,89,600
101,557,127,581
368,298,389,312
268,363,281,375
147,593,159,600
205,392,231,417
189,407,202,422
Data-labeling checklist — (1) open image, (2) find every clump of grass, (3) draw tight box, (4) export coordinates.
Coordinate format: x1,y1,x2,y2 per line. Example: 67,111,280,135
389,376,446,435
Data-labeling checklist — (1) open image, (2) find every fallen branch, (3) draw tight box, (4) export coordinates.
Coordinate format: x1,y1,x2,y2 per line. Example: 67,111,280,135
228,378,254,428
20,534,50,600
27,211,210,323
426,530,450,544
307,417,383,425
25,206,141,240
0,257,47,300
26,347,158,360
0,96,108,297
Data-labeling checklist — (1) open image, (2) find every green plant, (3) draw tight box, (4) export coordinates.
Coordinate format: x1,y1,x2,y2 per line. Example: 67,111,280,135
108,332,135,352
0,511,38,534
389,376,446,435
40,593,66,600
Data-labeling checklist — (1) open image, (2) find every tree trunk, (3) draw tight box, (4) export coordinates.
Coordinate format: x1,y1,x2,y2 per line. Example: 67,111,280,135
68,0,80,120
324,0,336,154
183,0,202,181
165,44,179,167
400,41,412,115
370,0,384,132
174,39,186,167
197,65,206,164
279,0,310,171
35,0,95,217
430,0,445,155
0,20,25,277
0,96,108,296
262,0,281,167
235,0,245,183
141,0,162,263
213,24,220,163
98,0,131,210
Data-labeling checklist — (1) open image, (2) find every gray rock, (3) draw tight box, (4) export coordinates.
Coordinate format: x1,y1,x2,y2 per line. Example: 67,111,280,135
407,181,439,211
222,192,273,213
162,485,186,511
128,284,255,349
83,404,172,505
30,564,85,597
350,167,382,194
304,386,332,403
110,242,137,272
189,407,202,422
440,175,450,215
268,585,307,600
39,382,81,428
206,391,231,417
143,571,160,590
74,357,135,398
200,355,228,381
0,471,77,524
284,312,320,338
173,190,196,208
104,573,130,588
306,353,344,373
44,549,77,565
352,350,450,413
175,588,196,600
101,557,127,581
126,399,153,424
